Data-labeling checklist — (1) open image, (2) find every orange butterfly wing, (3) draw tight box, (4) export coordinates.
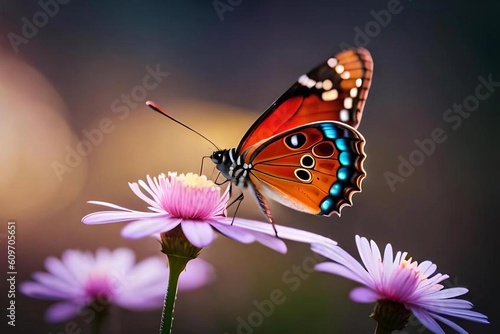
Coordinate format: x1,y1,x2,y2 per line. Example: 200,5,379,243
242,121,366,216
238,48,373,153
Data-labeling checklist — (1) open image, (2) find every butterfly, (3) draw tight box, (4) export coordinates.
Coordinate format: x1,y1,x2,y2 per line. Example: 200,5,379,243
209,48,373,227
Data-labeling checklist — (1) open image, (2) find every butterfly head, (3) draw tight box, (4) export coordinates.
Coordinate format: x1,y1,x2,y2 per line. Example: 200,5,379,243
210,149,232,180
211,148,248,186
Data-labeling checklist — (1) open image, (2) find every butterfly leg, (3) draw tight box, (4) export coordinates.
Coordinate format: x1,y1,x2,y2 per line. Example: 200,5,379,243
228,193,245,226
248,185,278,237
199,156,210,175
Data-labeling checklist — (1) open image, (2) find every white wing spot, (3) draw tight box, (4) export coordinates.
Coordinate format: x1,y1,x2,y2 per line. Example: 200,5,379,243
321,89,338,101
291,135,299,147
350,88,358,98
340,109,350,122
340,71,350,79
355,78,363,87
315,81,323,89
344,97,353,109
298,74,308,85
322,79,333,90
305,78,316,88
327,57,338,68
335,64,345,74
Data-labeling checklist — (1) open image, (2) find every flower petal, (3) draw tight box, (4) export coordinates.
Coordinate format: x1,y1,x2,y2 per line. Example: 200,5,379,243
410,307,446,334
181,220,216,248
121,217,182,239
20,281,70,300
349,287,380,303
82,210,166,225
178,258,216,291
315,262,368,286
227,217,337,246
45,302,82,323
210,223,256,244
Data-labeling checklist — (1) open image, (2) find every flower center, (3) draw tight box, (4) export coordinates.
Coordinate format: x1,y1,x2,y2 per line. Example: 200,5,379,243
83,270,115,302
161,172,226,220
174,172,216,188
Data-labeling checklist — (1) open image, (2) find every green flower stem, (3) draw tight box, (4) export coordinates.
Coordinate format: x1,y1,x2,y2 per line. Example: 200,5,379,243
92,308,106,334
159,255,190,334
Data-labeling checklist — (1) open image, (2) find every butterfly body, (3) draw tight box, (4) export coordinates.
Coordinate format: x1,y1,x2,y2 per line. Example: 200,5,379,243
211,48,373,224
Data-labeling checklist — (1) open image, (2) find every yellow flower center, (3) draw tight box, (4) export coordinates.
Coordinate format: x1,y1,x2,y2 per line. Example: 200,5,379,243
168,172,218,190
400,257,425,281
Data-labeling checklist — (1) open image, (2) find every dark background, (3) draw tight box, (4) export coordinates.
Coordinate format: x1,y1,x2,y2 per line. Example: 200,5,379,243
1,0,499,333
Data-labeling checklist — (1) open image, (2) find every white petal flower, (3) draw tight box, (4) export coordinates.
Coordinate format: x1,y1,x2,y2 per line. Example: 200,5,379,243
312,236,489,333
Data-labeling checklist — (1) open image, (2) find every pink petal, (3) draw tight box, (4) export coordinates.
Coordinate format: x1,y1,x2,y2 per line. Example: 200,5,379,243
209,223,256,244
249,231,287,254
20,282,69,300
129,181,161,209
121,217,182,239
108,248,136,272
349,287,380,303
178,258,216,291
210,221,287,253
418,261,437,278
228,217,337,246
45,302,82,323
45,257,79,285
315,262,370,286
422,287,469,300
124,257,168,290
31,272,81,297
181,220,216,248
355,236,379,283
429,313,469,333
311,243,373,287
82,210,166,225
410,307,446,334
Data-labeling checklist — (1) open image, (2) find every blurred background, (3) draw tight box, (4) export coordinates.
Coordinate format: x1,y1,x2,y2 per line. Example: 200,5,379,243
1,0,499,333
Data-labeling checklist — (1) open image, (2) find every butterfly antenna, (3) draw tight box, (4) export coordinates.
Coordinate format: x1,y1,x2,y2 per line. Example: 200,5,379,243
146,101,220,150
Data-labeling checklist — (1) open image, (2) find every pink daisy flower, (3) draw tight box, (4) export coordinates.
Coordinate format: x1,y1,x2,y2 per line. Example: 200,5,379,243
312,236,489,334
20,248,215,323
82,172,336,252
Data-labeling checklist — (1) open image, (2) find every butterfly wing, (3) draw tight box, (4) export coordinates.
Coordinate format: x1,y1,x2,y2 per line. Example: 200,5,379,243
242,121,366,216
238,48,373,153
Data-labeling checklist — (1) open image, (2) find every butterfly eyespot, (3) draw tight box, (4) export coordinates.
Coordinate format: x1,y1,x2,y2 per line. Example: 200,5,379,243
300,154,315,168
284,133,307,149
312,142,335,158
294,168,312,183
